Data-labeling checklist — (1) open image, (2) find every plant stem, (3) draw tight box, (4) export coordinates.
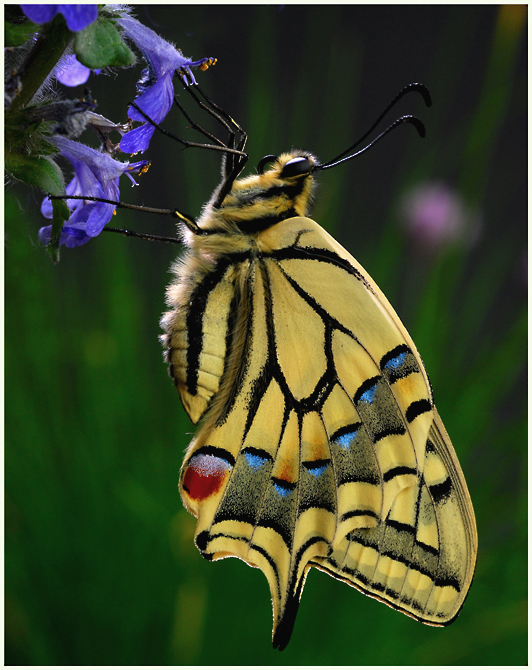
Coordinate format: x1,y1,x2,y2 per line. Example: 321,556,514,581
10,16,72,111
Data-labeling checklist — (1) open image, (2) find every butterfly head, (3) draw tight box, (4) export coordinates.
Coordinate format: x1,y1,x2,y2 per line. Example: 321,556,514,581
256,151,316,178
205,151,318,235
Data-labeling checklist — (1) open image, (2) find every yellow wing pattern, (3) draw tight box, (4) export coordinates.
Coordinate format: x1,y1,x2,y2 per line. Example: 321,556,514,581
163,217,477,649
313,408,476,627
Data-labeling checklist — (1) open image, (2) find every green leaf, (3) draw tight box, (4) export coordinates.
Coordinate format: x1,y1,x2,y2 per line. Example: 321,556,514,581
46,199,71,263
4,152,69,262
5,106,58,155
7,16,73,112
74,18,136,69
5,152,65,195
5,20,39,47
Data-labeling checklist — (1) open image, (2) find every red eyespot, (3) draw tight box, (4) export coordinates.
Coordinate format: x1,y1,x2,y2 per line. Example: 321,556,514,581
182,453,232,501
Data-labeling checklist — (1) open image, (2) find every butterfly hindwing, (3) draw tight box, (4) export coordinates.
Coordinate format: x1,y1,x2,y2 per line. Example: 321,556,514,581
313,408,477,626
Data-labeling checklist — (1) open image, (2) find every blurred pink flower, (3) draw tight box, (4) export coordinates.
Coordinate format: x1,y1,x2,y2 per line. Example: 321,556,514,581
401,182,481,252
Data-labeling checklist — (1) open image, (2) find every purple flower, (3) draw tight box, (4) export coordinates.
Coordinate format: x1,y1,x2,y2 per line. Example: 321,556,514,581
117,16,215,154
39,136,149,248
20,5,98,32
55,54,100,87
401,182,481,252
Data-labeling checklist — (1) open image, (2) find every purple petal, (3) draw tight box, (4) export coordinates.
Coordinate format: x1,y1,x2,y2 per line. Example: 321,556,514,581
49,137,128,188
66,203,96,226
64,232,92,248
38,223,89,247
55,55,91,87
21,5,98,31
39,136,149,247
128,73,174,124
135,65,156,95
38,224,54,245
103,178,120,204
57,5,98,32
41,195,53,219
120,123,156,155
116,16,215,155
118,16,188,79
20,5,57,24
120,73,174,154
85,201,116,237
62,223,92,246
65,159,102,200
63,224,88,238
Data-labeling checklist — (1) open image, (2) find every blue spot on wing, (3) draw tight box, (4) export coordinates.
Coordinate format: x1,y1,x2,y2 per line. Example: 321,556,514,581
359,382,378,404
245,452,268,471
307,464,327,477
334,430,358,449
383,352,407,372
274,481,293,497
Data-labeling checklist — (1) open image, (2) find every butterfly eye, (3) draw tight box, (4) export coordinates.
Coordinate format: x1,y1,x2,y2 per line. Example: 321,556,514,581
281,156,312,179
257,154,277,174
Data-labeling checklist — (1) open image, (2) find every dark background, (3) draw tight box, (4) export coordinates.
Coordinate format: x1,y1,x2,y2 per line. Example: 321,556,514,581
5,5,527,665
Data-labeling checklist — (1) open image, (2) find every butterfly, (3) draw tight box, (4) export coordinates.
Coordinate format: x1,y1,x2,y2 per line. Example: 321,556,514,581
158,83,477,650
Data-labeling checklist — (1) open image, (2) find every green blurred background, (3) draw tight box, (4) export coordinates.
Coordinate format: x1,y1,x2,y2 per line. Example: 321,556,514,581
5,5,527,665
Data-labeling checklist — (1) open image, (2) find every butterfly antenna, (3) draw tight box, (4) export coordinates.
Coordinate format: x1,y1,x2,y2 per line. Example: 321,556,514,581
317,115,427,171
318,82,431,170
